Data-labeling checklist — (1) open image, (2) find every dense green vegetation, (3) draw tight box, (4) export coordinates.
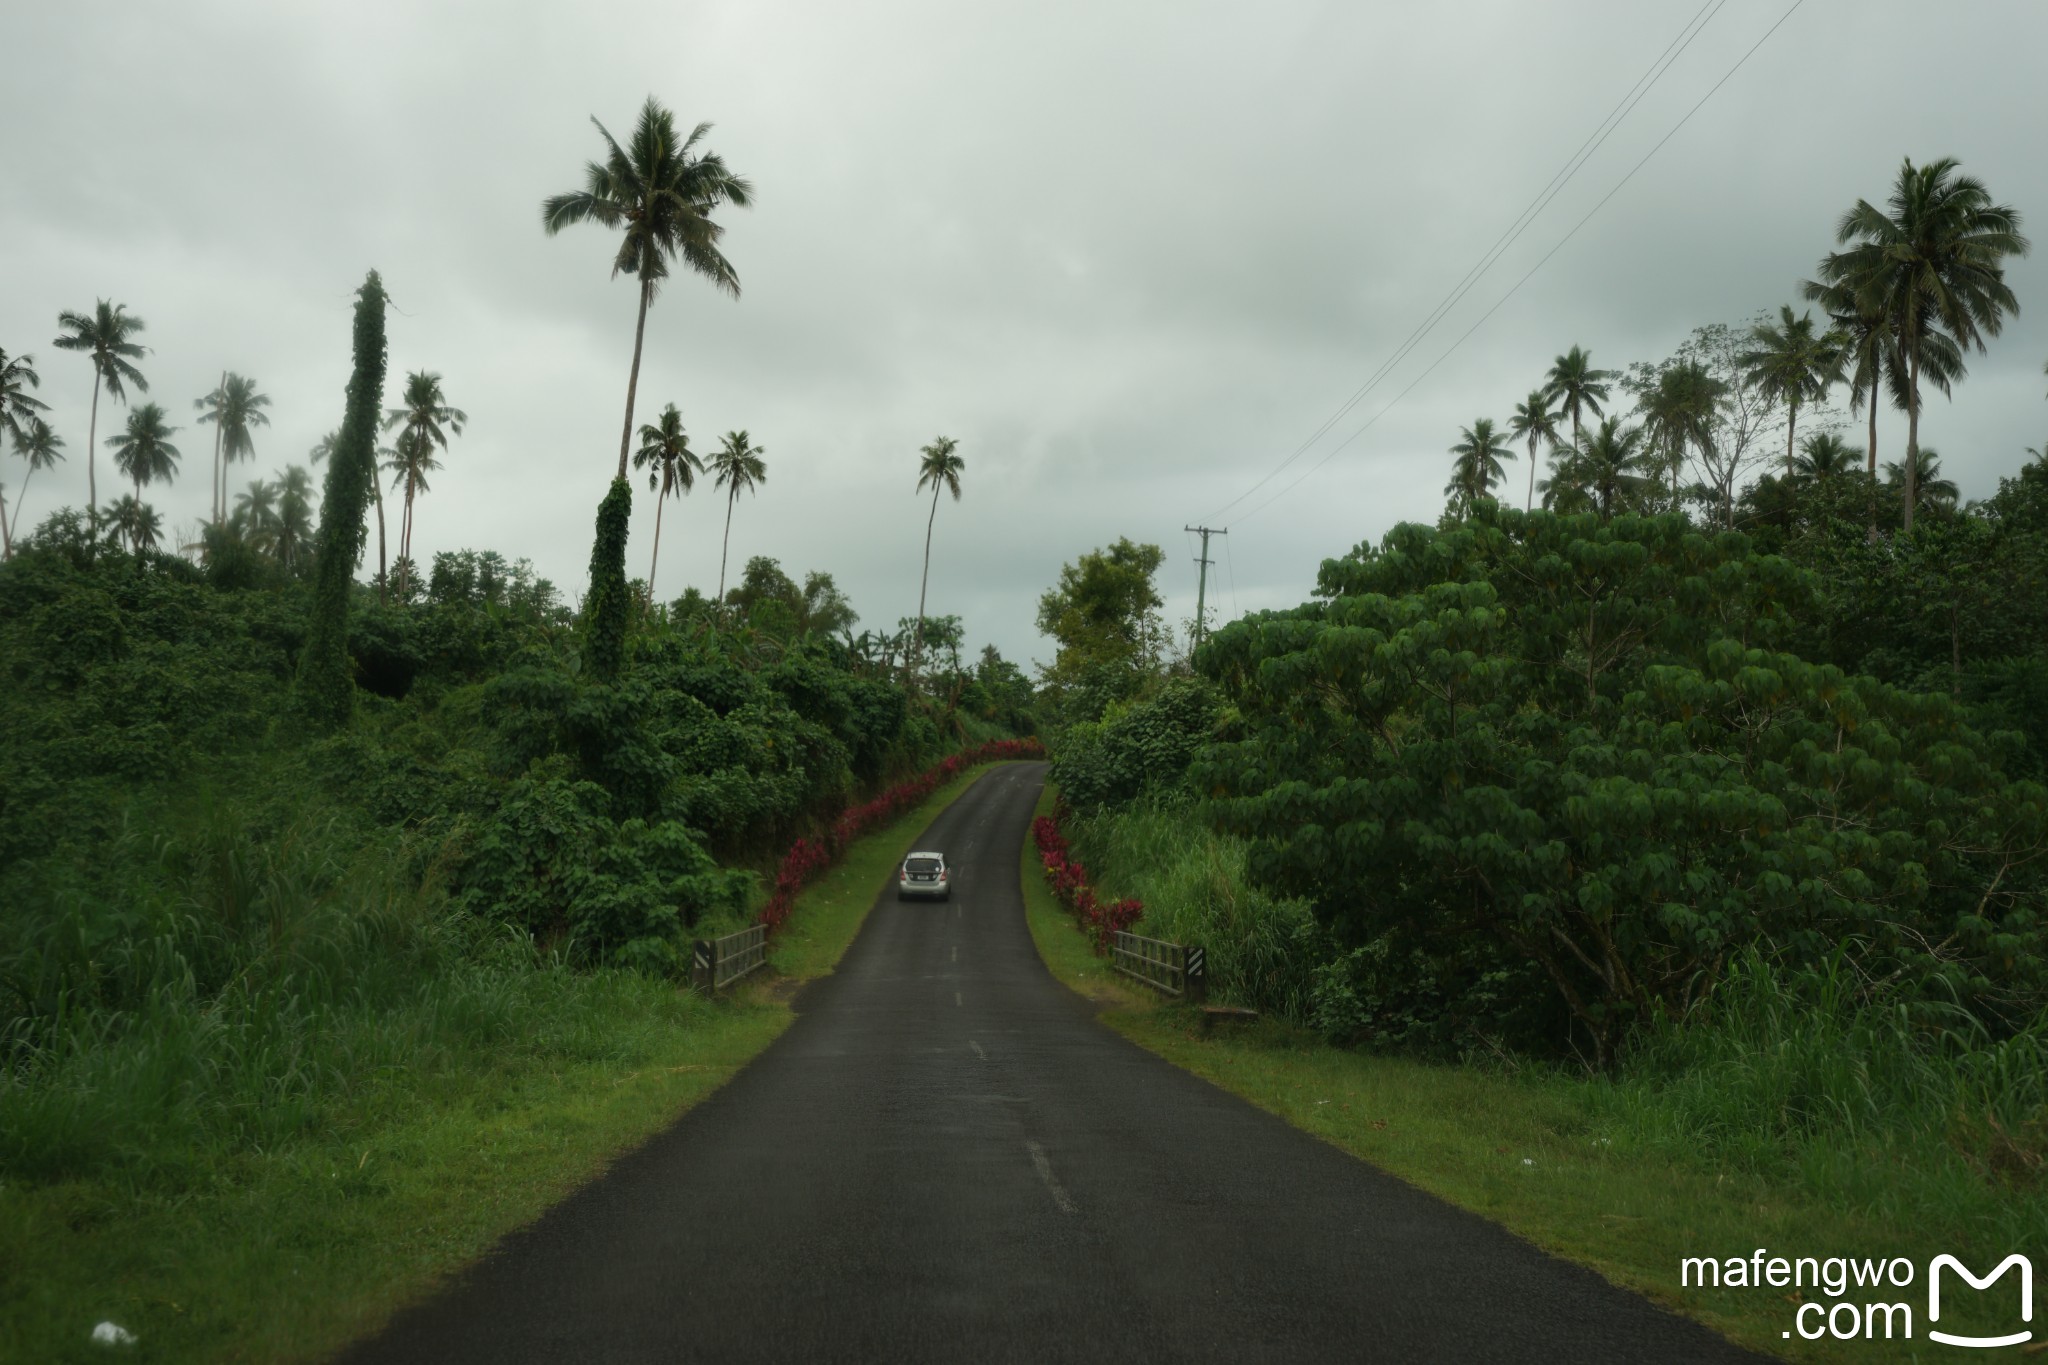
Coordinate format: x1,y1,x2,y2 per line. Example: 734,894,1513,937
1033,155,2047,1293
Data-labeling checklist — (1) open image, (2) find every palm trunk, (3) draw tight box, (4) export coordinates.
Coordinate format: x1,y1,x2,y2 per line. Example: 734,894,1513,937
1866,370,1879,534
211,371,226,524
1525,441,1539,512
1785,399,1797,479
717,487,736,600
400,471,416,598
0,482,11,559
617,281,651,483
373,474,388,603
1903,346,1921,534
86,374,101,530
914,483,940,675
9,466,35,545
647,487,666,604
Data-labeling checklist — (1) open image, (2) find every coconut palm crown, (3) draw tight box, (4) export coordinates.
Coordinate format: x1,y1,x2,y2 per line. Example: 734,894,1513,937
1810,156,2028,530
708,429,766,601
52,300,149,523
542,97,754,482
1740,305,1846,477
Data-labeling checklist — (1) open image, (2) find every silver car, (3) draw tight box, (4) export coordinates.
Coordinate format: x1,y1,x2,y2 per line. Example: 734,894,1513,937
896,851,952,901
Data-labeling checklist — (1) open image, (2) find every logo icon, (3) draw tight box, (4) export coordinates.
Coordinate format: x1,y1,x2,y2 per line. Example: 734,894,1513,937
1928,1254,2032,1349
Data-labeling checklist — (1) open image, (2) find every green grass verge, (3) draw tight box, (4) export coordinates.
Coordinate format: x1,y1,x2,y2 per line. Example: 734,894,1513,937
1017,786,2019,1364
0,764,1007,1364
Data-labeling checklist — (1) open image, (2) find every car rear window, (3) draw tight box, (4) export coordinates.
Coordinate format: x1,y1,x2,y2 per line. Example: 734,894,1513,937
907,857,941,873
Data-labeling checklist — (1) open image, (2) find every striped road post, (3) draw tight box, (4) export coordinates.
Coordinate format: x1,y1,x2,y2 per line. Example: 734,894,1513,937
1184,946,1207,1003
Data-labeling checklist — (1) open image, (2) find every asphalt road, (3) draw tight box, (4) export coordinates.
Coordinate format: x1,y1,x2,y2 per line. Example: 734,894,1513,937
341,762,1760,1363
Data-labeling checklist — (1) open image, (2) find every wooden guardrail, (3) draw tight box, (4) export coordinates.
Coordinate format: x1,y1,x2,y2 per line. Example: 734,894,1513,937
692,924,768,993
1111,931,1206,1002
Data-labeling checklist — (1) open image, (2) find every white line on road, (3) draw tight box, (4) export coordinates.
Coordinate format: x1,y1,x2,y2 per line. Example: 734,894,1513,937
955,992,962,1007
1026,1141,1076,1215
952,945,958,964
970,1040,987,1060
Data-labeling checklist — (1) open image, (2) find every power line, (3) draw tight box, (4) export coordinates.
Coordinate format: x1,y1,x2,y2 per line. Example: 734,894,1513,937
1230,0,1809,529
1203,0,1726,524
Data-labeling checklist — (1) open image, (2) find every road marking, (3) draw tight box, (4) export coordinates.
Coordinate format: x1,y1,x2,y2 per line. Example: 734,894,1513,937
955,992,962,1007
969,1040,987,1061
1026,1141,1076,1215
952,945,958,964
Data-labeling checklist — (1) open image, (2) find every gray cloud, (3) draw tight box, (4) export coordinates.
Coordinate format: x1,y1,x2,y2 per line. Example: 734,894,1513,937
7,0,2045,668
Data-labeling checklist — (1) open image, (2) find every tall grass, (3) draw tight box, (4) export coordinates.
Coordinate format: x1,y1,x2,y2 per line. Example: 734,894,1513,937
1065,799,1320,1021
0,787,707,1189
1067,799,2048,1246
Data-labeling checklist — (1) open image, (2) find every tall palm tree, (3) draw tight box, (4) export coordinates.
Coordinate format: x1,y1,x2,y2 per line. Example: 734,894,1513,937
52,300,149,526
1543,345,1615,449
1578,419,1653,519
0,349,50,450
1506,391,1561,512
6,419,65,550
1739,306,1846,477
1637,360,1726,509
912,435,965,671
194,373,272,524
631,402,702,603
106,403,180,513
1443,419,1514,517
381,431,444,600
275,465,317,572
2,349,53,560
1794,432,1860,481
541,97,754,482
382,371,465,599
707,429,766,600
1811,156,2029,531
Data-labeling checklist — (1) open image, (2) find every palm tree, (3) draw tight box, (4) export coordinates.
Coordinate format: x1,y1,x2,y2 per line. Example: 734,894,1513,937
5,419,64,554
1573,418,1653,519
233,476,282,556
0,349,50,450
707,429,766,600
1811,156,2029,531
1443,418,1514,516
381,371,465,600
631,402,703,603
1739,306,1846,477
1883,447,1958,512
275,465,317,571
1506,391,1561,512
1637,360,1726,509
52,300,149,526
106,403,180,512
1543,346,1615,449
541,97,754,482
194,373,272,524
2,349,53,560
1794,432,1860,481
108,495,162,554
912,435,966,671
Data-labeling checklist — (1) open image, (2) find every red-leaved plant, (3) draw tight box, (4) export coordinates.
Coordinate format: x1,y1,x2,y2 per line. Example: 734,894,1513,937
757,738,1047,932
1032,810,1142,952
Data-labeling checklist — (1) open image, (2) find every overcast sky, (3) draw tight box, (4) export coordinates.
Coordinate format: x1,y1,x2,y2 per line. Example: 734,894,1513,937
7,0,2045,667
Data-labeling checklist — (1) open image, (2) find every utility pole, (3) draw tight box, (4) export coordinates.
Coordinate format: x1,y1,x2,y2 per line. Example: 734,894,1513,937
1185,525,1226,648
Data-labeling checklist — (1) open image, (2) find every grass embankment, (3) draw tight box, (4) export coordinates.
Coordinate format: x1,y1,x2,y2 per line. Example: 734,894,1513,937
1019,787,2038,1364
0,763,1002,1365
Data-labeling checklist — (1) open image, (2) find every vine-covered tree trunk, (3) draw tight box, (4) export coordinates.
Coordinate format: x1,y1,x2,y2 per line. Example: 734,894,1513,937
584,475,633,681
297,271,388,729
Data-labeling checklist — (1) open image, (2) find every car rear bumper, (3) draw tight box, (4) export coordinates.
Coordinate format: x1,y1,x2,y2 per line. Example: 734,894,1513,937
897,881,951,900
